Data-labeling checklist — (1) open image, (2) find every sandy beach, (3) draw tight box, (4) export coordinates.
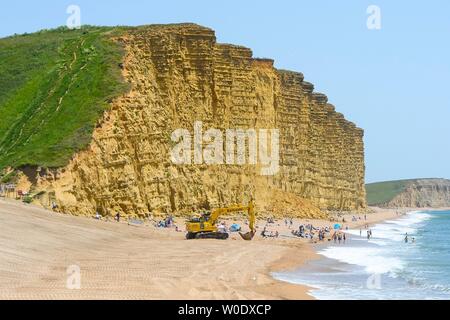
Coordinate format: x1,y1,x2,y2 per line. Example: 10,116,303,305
0,198,403,300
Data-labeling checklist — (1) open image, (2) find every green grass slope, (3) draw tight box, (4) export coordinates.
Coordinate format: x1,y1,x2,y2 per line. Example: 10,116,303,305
0,26,128,170
365,179,418,206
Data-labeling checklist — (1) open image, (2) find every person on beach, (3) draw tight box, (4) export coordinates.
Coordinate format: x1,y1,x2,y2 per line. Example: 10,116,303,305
115,212,120,222
343,233,346,244
333,232,337,243
405,233,409,243
261,227,267,238
360,229,362,237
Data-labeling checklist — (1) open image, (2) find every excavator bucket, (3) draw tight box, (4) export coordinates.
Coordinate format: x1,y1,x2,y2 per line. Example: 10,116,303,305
239,231,256,241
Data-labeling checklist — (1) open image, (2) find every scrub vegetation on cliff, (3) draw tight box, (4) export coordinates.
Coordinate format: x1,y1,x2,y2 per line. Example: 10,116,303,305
0,26,128,170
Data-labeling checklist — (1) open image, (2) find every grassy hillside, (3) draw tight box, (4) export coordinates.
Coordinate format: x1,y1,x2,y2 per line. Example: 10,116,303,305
0,26,128,170
365,179,418,206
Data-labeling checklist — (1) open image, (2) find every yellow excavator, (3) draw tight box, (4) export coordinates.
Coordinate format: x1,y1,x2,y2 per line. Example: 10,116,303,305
185,199,256,240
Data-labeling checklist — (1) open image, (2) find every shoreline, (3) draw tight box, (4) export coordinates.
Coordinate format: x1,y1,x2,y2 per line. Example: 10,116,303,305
270,206,450,299
263,207,401,299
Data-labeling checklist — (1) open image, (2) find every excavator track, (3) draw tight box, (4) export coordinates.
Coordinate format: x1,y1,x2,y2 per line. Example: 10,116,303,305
186,232,229,240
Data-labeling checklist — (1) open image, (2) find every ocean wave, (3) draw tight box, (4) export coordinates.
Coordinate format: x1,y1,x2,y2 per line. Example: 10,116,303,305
396,271,450,295
318,246,405,274
320,212,437,274
347,211,434,243
388,211,433,225
274,210,450,299
424,283,450,294
369,239,389,246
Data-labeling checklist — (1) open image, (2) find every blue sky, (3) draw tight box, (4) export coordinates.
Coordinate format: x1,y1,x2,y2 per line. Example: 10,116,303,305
1,0,449,183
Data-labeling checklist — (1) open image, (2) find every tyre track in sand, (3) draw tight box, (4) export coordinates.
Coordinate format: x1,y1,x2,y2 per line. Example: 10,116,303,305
0,198,311,300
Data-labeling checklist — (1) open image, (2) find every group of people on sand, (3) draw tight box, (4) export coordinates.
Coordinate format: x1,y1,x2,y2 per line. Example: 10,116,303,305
261,227,279,238
284,218,294,229
351,215,366,222
293,223,349,244
264,218,347,242
261,218,279,238
93,210,184,232
292,224,331,241
95,211,121,222
156,215,175,228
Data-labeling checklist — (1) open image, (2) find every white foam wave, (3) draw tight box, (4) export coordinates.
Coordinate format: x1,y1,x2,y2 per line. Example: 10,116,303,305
391,211,432,224
274,210,449,299
316,211,434,274
318,246,405,274
369,239,389,246
347,211,434,243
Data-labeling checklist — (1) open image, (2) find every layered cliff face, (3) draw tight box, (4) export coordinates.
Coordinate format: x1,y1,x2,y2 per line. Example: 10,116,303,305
367,179,450,208
26,24,365,217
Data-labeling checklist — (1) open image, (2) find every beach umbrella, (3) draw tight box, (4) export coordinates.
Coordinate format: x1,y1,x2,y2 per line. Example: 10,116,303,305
230,224,241,232
334,223,341,230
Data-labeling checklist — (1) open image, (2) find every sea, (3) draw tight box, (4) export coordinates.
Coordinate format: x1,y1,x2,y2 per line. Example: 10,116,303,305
273,210,450,300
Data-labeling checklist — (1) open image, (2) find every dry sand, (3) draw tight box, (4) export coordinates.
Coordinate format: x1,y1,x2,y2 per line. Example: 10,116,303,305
0,198,402,300
0,198,315,300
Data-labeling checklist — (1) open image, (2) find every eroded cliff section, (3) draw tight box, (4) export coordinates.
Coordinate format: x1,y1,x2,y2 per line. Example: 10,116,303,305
382,179,450,208
28,24,365,217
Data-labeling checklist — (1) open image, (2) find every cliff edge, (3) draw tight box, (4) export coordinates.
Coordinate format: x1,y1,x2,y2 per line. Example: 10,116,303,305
0,24,366,217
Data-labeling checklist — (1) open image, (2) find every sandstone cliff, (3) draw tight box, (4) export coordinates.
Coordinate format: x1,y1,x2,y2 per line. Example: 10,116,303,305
368,179,450,208
21,24,365,217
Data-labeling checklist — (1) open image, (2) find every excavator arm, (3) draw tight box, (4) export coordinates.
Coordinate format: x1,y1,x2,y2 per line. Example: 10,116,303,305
209,200,256,240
